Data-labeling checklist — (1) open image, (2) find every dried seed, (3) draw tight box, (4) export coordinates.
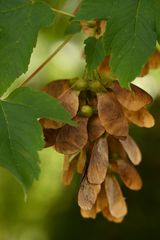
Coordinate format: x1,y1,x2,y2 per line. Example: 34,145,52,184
78,176,101,210
87,137,109,184
42,79,79,129
102,207,124,223
111,81,152,111
40,118,64,129
80,205,97,219
96,184,108,212
124,108,155,128
55,117,88,155
111,159,143,190
77,149,87,174
105,175,128,218
141,50,160,76
43,79,70,98
98,92,128,138
88,115,105,141
43,128,58,147
62,155,78,185
120,136,142,165
108,135,127,159
58,89,79,118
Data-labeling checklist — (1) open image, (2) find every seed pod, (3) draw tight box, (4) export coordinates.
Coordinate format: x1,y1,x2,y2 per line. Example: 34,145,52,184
87,137,109,184
77,149,87,174
111,159,143,190
88,115,105,142
78,176,101,210
73,78,88,91
102,207,124,223
81,105,93,118
43,128,58,147
120,136,142,165
141,50,160,76
43,79,70,98
62,155,78,185
108,136,127,160
111,81,152,111
55,117,88,155
124,108,155,128
89,80,105,92
98,91,128,138
96,184,108,212
42,79,79,129
80,205,97,219
105,175,128,218
58,88,79,118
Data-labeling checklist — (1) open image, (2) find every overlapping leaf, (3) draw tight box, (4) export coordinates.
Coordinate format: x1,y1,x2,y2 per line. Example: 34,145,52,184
0,0,54,95
76,0,160,86
0,87,73,191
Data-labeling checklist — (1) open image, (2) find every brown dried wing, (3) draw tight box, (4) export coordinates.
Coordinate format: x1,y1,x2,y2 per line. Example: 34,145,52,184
141,50,160,76
78,176,101,210
40,88,79,129
96,184,108,212
119,136,142,165
58,89,79,118
98,92,128,138
42,79,79,129
62,155,78,186
102,207,124,223
43,129,58,147
55,117,88,155
77,149,87,174
88,115,105,142
111,81,152,111
111,159,143,190
40,118,64,129
124,108,155,128
43,79,70,98
87,137,109,184
105,175,128,218
108,135,127,159
80,205,97,219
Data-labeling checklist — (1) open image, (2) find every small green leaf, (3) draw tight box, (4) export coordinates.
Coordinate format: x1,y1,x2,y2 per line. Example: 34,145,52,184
0,87,74,191
65,21,81,35
84,37,106,71
0,0,54,95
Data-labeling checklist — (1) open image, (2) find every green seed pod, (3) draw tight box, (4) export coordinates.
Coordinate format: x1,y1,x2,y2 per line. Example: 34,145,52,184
89,80,105,92
73,78,88,91
81,105,93,117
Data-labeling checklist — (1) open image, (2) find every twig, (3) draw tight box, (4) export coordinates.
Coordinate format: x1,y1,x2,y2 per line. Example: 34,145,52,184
52,7,75,18
22,1,81,86
22,36,72,86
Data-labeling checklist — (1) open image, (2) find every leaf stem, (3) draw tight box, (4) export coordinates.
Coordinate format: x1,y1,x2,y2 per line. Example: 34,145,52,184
22,36,72,86
52,7,75,18
22,1,81,86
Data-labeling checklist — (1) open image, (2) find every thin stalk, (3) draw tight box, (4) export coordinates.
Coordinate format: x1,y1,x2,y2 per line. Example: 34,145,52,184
22,36,72,86
52,8,75,18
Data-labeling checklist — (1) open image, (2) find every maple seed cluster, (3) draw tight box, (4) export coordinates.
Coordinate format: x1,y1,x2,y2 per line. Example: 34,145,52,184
41,78,155,223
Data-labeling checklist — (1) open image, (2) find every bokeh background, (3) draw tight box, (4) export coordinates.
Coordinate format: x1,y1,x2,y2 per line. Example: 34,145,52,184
1,1,160,239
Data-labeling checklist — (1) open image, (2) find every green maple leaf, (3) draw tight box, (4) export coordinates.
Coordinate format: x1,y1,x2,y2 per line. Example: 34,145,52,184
0,87,74,191
76,0,160,87
84,37,105,71
0,0,54,95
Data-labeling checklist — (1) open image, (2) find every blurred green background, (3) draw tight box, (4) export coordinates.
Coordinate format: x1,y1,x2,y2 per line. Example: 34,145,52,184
1,1,160,239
